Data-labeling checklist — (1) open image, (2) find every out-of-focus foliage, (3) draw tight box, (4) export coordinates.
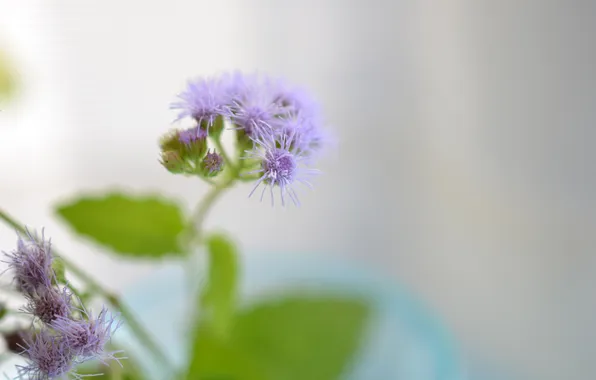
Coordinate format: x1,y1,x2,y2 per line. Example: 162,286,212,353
186,296,370,380
200,233,239,339
56,193,187,258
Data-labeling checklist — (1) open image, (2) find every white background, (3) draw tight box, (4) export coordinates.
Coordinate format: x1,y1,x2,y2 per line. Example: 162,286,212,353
1,1,595,379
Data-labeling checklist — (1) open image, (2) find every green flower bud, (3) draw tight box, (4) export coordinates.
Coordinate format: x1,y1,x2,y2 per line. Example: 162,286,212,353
159,129,183,152
180,128,207,160
160,151,185,173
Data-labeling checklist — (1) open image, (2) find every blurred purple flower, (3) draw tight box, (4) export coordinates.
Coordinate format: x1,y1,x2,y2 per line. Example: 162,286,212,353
178,125,207,145
201,150,224,175
270,78,321,118
170,71,330,205
17,329,74,380
170,76,230,127
24,286,71,325
51,306,122,365
3,230,53,296
245,134,318,206
225,74,277,139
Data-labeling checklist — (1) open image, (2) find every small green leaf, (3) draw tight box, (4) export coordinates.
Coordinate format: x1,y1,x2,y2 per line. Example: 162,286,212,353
186,296,370,380
56,193,186,258
200,233,239,339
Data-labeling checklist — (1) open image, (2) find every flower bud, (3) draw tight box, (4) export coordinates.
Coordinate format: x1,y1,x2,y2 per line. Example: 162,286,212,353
159,129,183,152
160,151,185,173
200,150,224,177
179,126,208,160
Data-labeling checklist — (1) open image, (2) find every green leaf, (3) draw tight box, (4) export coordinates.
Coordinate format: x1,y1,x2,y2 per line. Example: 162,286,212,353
200,233,239,339
186,296,370,380
56,193,186,258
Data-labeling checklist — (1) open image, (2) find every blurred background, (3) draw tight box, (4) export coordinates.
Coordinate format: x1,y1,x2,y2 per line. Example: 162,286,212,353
1,1,595,379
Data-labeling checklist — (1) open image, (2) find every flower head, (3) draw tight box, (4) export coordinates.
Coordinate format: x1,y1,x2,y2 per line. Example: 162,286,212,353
24,287,71,325
270,78,320,118
51,306,122,364
229,75,281,140
178,126,207,145
200,150,224,176
245,134,317,206
17,329,75,380
168,71,330,205
170,76,230,127
3,230,53,295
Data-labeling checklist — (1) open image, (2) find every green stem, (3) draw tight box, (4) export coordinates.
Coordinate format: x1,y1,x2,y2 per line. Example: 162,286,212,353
213,138,237,175
181,174,234,298
190,179,233,241
0,208,174,372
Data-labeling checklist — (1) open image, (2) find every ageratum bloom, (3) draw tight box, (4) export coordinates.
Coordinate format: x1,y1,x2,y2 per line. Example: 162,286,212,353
228,75,283,140
170,76,231,128
169,71,330,206
270,78,321,118
3,230,53,295
200,150,224,176
51,306,122,364
24,286,71,325
178,126,207,145
16,329,75,380
245,134,318,206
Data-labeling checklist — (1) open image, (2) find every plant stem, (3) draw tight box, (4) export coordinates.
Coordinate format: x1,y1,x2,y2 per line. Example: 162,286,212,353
212,138,237,175
0,208,174,372
190,178,234,241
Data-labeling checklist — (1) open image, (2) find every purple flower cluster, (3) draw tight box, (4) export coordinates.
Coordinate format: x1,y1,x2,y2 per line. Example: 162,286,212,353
171,71,330,206
3,231,121,379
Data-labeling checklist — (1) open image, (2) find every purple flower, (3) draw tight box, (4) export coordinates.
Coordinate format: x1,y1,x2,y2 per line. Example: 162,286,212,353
245,134,318,206
3,230,53,295
220,70,248,99
201,150,224,175
24,286,71,325
17,329,75,380
178,126,207,145
229,75,281,140
168,71,331,205
170,76,230,127
274,113,327,156
269,78,320,118
51,306,122,364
